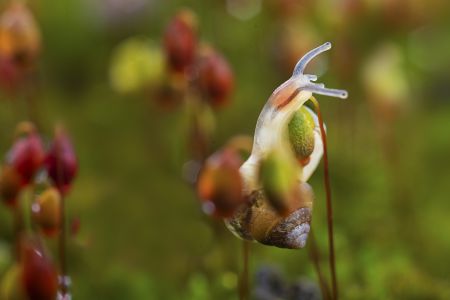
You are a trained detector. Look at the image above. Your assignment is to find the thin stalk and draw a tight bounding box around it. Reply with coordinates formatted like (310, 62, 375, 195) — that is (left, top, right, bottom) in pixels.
(239, 240, 250, 300)
(59, 193, 68, 294)
(12, 204, 22, 260)
(57, 150, 69, 296)
(309, 96, 338, 300)
(308, 230, 332, 300)
(23, 185, 34, 234)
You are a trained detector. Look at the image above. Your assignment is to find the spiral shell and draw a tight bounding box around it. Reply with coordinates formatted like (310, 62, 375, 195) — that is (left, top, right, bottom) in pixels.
(226, 182, 314, 249)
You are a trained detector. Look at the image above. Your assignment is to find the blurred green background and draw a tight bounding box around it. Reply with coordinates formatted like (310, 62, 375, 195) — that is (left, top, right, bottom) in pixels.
(0, 0, 450, 299)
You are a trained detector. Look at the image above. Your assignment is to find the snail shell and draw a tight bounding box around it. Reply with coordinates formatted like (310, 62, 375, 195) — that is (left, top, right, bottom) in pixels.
(225, 183, 314, 249)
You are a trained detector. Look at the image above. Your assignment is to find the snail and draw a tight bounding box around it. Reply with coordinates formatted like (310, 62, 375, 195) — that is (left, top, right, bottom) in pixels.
(225, 42, 347, 249)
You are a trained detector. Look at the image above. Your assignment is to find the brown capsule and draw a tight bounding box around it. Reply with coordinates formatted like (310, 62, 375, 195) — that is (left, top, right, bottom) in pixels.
(197, 148, 245, 218)
(163, 9, 197, 73)
(0, 2, 41, 70)
(0, 165, 22, 207)
(196, 47, 234, 108)
(20, 237, 58, 300)
(32, 187, 61, 237)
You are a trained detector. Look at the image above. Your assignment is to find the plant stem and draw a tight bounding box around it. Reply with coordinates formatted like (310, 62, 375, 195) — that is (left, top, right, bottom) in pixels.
(310, 96, 338, 300)
(308, 230, 332, 300)
(59, 192, 68, 295)
(239, 240, 250, 300)
(23, 185, 34, 234)
(56, 146, 69, 296)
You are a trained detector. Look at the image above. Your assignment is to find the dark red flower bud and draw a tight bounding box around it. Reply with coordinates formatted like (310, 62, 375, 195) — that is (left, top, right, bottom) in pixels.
(20, 237, 58, 300)
(197, 148, 245, 218)
(45, 128, 78, 195)
(197, 48, 234, 108)
(7, 124, 45, 185)
(163, 9, 197, 73)
(0, 165, 22, 207)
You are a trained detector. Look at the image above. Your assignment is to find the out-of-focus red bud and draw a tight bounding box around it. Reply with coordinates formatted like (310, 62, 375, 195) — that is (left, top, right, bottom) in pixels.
(0, 165, 22, 207)
(0, 2, 41, 70)
(197, 148, 245, 218)
(163, 9, 197, 73)
(45, 128, 78, 195)
(20, 237, 58, 300)
(7, 125, 45, 185)
(32, 187, 61, 237)
(197, 47, 234, 108)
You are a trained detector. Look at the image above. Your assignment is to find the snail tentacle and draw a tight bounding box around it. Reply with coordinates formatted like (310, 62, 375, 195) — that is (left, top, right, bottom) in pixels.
(304, 84, 348, 99)
(293, 42, 331, 76)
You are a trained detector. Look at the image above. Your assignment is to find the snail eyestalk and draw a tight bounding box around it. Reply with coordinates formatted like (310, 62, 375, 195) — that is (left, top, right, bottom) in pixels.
(293, 42, 331, 76)
(305, 85, 348, 99)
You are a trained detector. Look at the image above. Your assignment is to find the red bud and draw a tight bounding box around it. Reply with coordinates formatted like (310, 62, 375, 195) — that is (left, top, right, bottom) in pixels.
(197, 148, 245, 218)
(7, 129, 45, 185)
(20, 237, 58, 300)
(45, 128, 78, 195)
(163, 10, 197, 73)
(197, 48, 234, 108)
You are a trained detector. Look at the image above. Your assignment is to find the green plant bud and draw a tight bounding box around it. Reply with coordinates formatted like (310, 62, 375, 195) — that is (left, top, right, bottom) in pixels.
(109, 37, 165, 94)
(32, 187, 61, 237)
(259, 147, 300, 216)
(288, 106, 315, 164)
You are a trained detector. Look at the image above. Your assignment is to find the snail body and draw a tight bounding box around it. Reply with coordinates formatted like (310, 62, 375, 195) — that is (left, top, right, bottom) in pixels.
(225, 42, 347, 249)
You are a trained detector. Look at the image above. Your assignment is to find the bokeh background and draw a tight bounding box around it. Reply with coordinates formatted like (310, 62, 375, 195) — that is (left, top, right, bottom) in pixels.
(0, 0, 450, 299)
